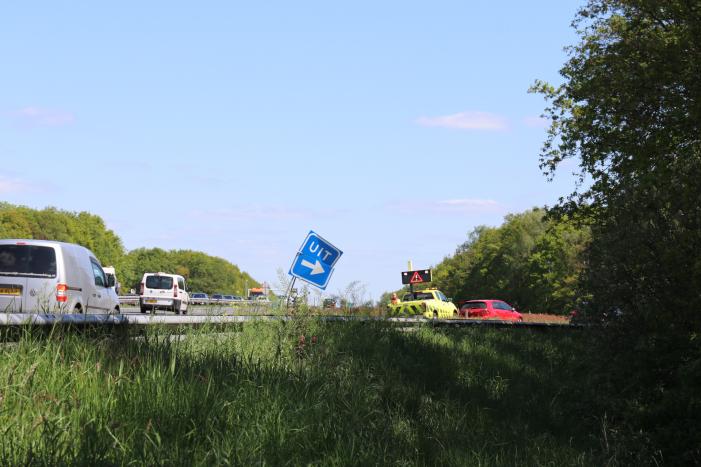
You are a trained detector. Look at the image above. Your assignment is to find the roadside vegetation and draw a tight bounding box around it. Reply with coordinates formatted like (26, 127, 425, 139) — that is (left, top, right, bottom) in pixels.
(0, 203, 259, 295)
(1, 320, 605, 466)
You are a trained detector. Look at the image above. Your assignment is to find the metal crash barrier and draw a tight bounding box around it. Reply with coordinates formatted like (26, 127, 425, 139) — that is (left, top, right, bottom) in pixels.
(0, 312, 574, 329)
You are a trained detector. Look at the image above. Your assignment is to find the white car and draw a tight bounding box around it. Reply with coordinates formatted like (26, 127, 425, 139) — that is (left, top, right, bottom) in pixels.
(139, 272, 189, 314)
(0, 239, 120, 314)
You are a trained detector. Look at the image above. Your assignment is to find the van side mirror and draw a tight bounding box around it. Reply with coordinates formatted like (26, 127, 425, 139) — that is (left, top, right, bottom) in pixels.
(107, 275, 115, 287)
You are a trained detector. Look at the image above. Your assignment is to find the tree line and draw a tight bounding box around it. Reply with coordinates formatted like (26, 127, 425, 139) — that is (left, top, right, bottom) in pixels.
(0, 202, 259, 295)
(380, 208, 589, 315)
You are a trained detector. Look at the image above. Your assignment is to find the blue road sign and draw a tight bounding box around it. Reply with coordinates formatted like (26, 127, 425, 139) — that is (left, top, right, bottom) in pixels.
(289, 231, 343, 289)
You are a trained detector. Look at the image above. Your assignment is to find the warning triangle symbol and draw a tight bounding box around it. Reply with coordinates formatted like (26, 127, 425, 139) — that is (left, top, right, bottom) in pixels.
(409, 271, 423, 284)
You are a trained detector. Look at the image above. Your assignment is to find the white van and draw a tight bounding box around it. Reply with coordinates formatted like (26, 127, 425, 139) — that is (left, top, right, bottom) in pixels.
(139, 272, 189, 314)
(102, 266, 120, 295)
(0, 239, 120, 314)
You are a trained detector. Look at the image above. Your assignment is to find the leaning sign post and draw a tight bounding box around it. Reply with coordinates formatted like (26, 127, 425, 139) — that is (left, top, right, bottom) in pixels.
(287, 231, 343, 307)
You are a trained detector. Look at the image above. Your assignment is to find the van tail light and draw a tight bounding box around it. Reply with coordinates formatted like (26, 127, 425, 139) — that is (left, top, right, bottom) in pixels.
(173, 285, 178, 297)
(140, 283, 144, 295)
(56, 283, 68, 303)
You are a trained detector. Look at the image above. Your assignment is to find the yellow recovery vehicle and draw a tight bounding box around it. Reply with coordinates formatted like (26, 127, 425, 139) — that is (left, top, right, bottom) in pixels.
(387, 288, 457, 319)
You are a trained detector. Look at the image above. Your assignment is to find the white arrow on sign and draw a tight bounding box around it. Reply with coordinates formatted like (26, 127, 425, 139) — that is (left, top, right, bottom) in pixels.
(300, 259, 325, 275)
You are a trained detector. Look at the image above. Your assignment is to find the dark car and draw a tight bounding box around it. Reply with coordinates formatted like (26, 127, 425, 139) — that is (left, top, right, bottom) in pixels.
(458, 300, 523, 321)
(190, 293, 209, 305)
(211, 294, 224, 303)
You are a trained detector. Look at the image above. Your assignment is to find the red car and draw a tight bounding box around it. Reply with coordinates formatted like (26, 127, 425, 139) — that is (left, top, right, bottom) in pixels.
(458, 300, 523, 321)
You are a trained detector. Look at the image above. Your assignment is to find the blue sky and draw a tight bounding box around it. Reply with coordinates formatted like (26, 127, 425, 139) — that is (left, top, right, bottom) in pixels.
(0, 1, 582, 300)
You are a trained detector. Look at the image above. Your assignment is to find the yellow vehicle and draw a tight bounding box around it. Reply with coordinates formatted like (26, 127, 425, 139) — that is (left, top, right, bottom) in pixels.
(387, 288, 457, 319)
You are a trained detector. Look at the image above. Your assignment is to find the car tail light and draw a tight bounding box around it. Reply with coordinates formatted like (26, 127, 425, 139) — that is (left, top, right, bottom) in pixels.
(140, 283, 144, 295)
(173, 285, 178, 297)
(56, 283, 68, 302)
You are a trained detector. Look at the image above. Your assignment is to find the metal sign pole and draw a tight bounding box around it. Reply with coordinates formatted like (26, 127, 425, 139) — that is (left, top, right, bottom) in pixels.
(285, 277, 297, 311)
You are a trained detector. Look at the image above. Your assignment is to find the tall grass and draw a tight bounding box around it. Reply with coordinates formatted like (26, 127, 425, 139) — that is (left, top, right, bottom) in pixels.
(0, 318, 602, 465)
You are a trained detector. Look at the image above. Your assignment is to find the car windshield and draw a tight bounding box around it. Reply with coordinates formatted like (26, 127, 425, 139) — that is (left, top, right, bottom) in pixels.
(145, 275, 173, 289)
(402, 292, 434, 301)
(192, 293, 206, 298)
(492, 301, 513, 311)
(462, 302, 487, 309)
(0, 245, 57, 277)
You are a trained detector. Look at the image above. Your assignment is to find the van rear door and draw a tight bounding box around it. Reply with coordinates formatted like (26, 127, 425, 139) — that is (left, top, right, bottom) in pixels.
(0, 244, 58, 312)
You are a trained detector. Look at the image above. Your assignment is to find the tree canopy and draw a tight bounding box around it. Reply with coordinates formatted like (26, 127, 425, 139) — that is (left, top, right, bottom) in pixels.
(431, 209, 588, 314)
(0, 203, 259, 295)
(532, 1, 701, 462)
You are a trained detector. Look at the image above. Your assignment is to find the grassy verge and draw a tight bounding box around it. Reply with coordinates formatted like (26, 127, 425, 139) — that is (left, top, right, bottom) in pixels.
(0, 319, 603, 465)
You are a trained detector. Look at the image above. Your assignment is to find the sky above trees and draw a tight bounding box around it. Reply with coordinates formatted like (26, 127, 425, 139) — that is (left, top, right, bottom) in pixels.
(0, 1, 580, 299)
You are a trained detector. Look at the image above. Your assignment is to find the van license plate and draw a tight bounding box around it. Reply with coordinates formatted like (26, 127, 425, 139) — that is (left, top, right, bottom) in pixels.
(145, 299, 157, 304)
(0, 286, 21, 296)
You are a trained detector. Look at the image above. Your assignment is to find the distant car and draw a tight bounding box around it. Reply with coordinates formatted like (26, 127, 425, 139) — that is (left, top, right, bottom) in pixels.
(190, 293, 209, 305)
(231, 296, 244, 301)
(211, 294, 224, 303)
(223, 295, 235, 303)
(458, 300, 523, 321)
(139, 272, 189, 314)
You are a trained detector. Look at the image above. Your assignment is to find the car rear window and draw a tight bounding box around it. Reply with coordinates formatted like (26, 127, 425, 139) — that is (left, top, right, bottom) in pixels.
(192, 293, 206, 298)
(0, 245, 57, 277)
(462, 302, 487, 309)
(402, 292, 434, 301)
(145, 275, 173, 289)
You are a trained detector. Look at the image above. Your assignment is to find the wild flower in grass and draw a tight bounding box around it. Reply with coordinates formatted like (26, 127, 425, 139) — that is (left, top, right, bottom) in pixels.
(296, 335, 307, 359)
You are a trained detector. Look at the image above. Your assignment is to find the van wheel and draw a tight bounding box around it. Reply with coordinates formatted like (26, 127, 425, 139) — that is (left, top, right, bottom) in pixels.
(74, 305, 83, 314)
(173, 302, 181, 315)
(140, 306, 147, 314)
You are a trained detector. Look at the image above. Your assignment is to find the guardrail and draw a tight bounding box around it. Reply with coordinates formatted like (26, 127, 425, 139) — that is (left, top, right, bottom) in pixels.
(0, 312, 574, 329)
(118, 296, 272, 306)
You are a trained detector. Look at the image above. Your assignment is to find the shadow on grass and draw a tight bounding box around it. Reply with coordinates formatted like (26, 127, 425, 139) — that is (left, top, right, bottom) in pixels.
(0, 321, 600, 466)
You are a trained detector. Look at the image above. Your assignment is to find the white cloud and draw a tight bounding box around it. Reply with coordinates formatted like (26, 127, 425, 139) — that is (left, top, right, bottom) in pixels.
(388, 198, 505, 215)
(189, 206, 313, 222)
(416, 111, 508, 131)
(11, 107, 75, 127)
(523, 116, 549, 128)
(0, 175, 30, 194)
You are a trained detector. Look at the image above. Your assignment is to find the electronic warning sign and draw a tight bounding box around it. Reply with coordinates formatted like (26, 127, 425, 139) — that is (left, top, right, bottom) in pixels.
(401, 269, 432, 285)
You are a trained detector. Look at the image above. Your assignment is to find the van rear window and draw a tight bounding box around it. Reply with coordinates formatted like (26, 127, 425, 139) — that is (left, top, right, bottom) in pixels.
(0, 245, 57, 277)
(145, 275, 173, 289)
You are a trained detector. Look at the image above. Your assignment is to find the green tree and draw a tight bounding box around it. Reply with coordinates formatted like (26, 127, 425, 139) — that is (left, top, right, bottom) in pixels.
(532, 1, 701, 462)
(431, 209, 588, 314)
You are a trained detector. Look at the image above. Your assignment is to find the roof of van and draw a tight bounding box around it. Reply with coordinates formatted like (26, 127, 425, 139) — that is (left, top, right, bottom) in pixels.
(0, 239, 94, 254)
